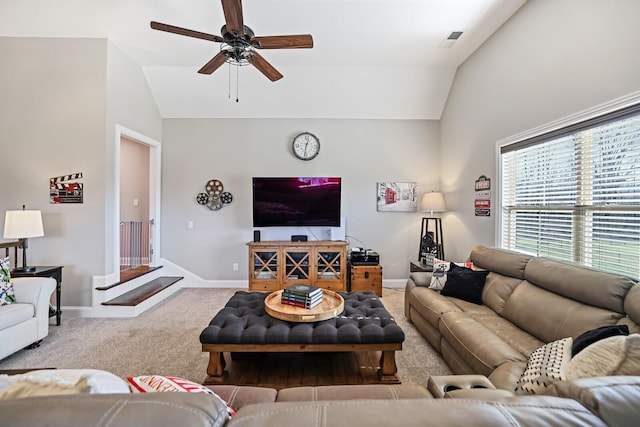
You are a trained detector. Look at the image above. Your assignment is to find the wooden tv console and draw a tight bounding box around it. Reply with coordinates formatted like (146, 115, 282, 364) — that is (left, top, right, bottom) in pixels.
(248, 241, 347, 292)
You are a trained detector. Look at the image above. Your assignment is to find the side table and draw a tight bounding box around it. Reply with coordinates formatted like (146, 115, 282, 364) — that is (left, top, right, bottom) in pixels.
(12, 266, 63, 326)
(410, 260, 433, 273)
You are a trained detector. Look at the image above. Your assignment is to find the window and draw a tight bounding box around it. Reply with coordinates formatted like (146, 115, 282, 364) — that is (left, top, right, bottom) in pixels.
(499, 101, 640, 279)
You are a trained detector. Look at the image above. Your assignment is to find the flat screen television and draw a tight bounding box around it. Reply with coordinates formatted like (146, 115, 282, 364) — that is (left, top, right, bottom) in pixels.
(252, 177, 341, 227)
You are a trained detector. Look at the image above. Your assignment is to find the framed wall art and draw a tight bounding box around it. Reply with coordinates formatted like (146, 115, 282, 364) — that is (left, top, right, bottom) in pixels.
(376, 182, 417, 212)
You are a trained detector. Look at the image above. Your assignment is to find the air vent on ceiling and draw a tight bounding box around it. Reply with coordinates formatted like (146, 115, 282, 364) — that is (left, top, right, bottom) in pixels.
(439, 30, 464, 48)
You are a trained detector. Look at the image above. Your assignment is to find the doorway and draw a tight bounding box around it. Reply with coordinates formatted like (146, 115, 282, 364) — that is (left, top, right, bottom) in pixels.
(115, 126, 161, 283)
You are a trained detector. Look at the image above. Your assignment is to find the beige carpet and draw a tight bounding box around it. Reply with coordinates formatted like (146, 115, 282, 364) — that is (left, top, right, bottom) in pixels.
(0, 288, 451, 385)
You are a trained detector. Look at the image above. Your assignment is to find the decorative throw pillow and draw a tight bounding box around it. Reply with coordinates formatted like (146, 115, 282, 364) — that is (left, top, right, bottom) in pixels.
(439, 262, 488, 305)
(566, 334, 640, 380)
(428, 259, 450, 290)
(514, 337, 573, 395)
(0, 257, 16, 306)
(572, 325, 630, 356)
(127, 375, 235, 416)
(428, 260, 474, 290)
(0, 369, 131, 399)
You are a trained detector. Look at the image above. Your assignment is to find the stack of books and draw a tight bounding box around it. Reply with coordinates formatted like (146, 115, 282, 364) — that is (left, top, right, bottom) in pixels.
(281, 284, 323, 309)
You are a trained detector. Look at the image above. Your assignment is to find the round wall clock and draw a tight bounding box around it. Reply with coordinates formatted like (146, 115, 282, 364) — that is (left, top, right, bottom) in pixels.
(292, 132, 320, 161)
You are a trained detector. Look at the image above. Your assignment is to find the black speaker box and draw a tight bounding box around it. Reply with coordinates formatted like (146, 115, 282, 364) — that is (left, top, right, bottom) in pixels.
(253, 230, 261, 242)
(291, 235, 308, 242)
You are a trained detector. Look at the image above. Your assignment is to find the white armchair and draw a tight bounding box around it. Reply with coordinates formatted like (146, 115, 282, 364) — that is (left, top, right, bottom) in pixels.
(0, 277, 56, 360)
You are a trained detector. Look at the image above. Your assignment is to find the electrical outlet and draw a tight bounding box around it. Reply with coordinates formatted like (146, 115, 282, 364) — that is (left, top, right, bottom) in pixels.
(233, 263, 239, 272)
(188, 220, 193, 229)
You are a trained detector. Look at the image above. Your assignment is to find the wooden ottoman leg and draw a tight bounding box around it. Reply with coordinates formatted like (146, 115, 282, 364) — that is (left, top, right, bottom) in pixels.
(203, 351, 227, 385)
(378, 350, 400, 384)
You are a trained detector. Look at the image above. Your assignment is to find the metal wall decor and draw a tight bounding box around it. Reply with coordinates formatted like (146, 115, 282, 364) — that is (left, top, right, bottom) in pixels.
(196, 179, 233, 211)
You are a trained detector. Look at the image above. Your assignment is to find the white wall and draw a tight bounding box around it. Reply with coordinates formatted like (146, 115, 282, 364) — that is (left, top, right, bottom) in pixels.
(0, 37, 108, 306)
(440, 0, 640, 260)
(161, 118, 439, 281)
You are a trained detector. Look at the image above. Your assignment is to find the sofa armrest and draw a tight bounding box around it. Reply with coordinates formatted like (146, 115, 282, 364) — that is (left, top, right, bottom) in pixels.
(12, 277, 56, 339)
(427, 375, 495, 398)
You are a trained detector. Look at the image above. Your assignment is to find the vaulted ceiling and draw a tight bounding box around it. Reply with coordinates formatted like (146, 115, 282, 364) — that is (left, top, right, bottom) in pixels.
(0, 0, 526, 119)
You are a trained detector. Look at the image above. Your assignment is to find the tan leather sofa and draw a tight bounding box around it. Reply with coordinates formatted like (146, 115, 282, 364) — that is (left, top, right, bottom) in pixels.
(1, 376, 639, 426)
(405, 245, 640, 390)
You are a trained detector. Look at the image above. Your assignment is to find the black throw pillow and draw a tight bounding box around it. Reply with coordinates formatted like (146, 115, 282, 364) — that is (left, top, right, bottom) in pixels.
(571, 324, 630, 356)
(440, 262, 489, 305)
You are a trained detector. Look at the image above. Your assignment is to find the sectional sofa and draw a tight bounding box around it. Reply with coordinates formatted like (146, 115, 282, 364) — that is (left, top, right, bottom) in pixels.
(1, 376, 639, 426)
(405, 245, 640, 390)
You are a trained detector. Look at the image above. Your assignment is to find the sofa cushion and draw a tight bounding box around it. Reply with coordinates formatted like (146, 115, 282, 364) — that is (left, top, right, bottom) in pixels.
(524, 257, 635, 313)
(0, 303, 34, 329)
(566, 334, 640, 380)
(276, 384, 433, 402)
(572, 325, 629, 356)
(206, 385, 277, 411)
(514, 337, 573, 395)
(439, 311, 527, 376)
(481, 273, 523, 316)
(440, 263, 489, 305)
(501, 281, 624, 343)
(0, 392, 231, 427)
(624, 284, 640, 326)
(470, 246, 532, 279)
(464, 309, 543, 357)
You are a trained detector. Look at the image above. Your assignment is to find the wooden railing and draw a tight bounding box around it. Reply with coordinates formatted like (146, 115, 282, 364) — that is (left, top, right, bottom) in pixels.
(0, 240, 23, 269)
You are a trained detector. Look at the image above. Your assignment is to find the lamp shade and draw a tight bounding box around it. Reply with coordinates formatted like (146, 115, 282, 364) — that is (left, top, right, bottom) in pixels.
(420, 191, 446, 214)
(3, 210, 44, 239)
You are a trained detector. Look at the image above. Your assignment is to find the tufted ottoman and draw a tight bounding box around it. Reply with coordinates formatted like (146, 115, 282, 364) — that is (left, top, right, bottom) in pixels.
(200, 291, 405, 385)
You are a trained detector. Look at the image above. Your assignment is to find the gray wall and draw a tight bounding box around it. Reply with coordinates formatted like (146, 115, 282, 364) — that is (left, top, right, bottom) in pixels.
(105, 42, 162, 275)
(440, 0, 640, 260)
(0, 37, 108, 307)
(0, 37, 162, 307)
(161, 118, 440, 281)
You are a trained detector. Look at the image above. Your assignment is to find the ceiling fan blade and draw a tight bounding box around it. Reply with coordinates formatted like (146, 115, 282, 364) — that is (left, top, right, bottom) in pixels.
(198, 52, 229, 74)
(221, 0, 244, 36)
(150, 21, 223, 43)
(252, 35, 314, 49)
(248, 51, 283, 81)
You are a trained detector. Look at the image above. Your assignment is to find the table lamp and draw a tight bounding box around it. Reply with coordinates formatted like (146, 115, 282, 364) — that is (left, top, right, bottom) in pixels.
(3, 205, 44, 272)
(419, 191, 446, 263)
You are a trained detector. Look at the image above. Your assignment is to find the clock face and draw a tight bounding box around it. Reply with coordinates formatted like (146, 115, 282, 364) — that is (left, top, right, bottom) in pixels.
(292, 132, 320, 161)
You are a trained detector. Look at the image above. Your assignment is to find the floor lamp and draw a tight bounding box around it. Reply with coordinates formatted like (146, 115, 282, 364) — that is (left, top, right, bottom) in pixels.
(419, 191, 446, 265)
(3, 205, 44, 272)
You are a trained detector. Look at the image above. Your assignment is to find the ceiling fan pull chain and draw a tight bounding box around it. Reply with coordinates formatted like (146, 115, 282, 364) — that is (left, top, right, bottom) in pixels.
(228, 63, 231, 100)
(236, 65, 240, 103)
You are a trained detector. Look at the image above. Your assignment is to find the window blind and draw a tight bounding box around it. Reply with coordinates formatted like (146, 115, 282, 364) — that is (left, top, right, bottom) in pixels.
(500, 104, 640, 279)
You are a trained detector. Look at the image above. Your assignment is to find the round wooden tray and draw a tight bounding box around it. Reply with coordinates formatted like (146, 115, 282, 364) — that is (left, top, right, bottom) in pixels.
(265, 289, 344, 322)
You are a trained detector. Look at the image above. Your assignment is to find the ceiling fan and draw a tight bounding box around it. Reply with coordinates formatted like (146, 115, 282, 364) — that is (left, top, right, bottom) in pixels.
(150, 0, 313, 82)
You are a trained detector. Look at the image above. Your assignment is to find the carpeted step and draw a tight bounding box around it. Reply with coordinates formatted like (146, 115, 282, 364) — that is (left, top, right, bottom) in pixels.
(102, 276, 183, 306)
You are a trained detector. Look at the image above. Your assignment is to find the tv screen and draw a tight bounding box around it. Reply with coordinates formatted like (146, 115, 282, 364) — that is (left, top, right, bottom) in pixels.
(252, 177, 341, 227)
